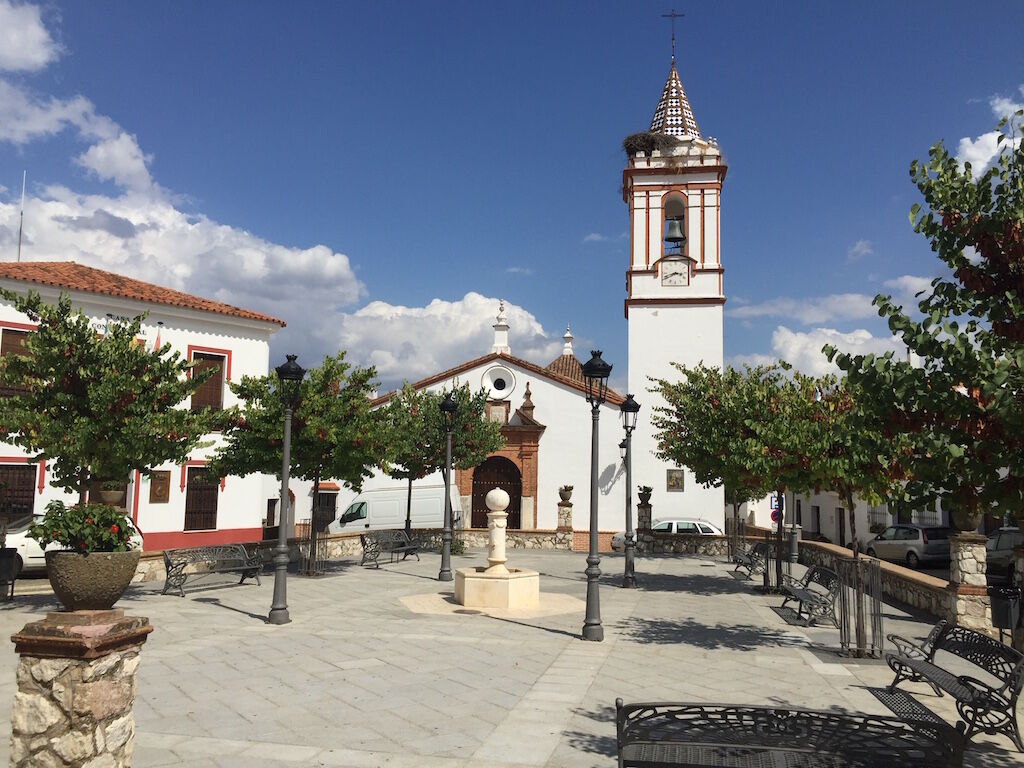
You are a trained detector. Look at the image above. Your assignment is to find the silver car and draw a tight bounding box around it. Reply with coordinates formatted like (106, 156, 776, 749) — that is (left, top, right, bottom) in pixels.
(610, 519, 723, 552)
(865, 525, 952, 568)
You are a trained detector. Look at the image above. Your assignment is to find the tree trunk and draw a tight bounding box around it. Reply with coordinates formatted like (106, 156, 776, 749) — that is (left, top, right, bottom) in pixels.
(306, 474, 320, 576)
(847, 490, 867, 658)
(775, 487, 785, 590)
(78, 469, 88, 506)
(405, 477, 413, 534)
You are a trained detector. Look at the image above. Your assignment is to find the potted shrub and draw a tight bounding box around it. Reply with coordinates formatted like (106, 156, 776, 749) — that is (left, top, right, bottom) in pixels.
(638, 485, 653, 505)
(28, 501, 141, 610)
(558, 485, 573, 502)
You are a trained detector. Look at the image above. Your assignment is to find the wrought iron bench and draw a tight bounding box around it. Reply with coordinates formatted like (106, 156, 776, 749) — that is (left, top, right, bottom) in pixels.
(887, 620, 1024, 751)
(731, 541, 767, 578)
(162, 544, 262, 597)
(779, 565, 841, 627)
(615, 700, 965, 767)
(359, 530, 420, 568)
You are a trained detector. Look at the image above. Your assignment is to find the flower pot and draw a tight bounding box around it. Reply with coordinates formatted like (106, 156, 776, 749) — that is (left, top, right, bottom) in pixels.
(558, 488, 573, 502)
(45, 550, 140, 611)
(98, 489, 126, 505)
(638, 491, 652, 505)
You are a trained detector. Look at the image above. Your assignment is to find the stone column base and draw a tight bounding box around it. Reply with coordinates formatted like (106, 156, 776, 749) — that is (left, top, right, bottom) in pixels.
(10, 609, 153, 767)
(948, 533, 994, 636)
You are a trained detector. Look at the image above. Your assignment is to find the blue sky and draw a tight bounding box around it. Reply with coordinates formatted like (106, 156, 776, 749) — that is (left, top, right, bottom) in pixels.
(1, 1, 1022, 392)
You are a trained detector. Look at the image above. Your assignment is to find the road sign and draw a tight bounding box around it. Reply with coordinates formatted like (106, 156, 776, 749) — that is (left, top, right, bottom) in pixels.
(770, 494, 785, 511)
(770, 509, 780, 523)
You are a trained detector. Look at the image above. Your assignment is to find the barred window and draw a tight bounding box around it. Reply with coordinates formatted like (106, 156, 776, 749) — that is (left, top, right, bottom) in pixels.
(184, 467, 218, 531)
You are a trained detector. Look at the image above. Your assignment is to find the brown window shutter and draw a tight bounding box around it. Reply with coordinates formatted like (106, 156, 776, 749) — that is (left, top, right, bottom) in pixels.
(0, 330, 30, 396)
(190, 353, 224, 411)
(184, 467, 219, 530)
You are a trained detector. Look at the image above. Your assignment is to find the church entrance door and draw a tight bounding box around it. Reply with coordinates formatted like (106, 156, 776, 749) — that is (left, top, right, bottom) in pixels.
(471, 456, 522, 529)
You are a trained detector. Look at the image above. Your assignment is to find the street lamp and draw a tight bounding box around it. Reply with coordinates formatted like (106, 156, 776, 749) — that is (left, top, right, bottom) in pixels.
(620, 394, 640, 588)
(438, 391, 457, 582)
(581, 349, 612, 641)
(269, 354, 305, 625)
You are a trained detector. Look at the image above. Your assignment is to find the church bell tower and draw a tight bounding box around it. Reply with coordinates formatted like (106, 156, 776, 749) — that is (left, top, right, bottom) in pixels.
(625, 54, 726, 524)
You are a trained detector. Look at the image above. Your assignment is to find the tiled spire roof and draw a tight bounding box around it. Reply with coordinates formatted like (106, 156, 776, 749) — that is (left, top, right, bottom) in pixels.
(649, 62, 701, 139)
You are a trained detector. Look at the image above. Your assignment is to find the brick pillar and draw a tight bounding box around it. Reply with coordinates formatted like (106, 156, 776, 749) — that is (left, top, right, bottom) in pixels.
(10, 610, 153, 767)
(948, 533, 993, 635)
(1014, 545, 1024, 652)
(636, 502, 652, 554)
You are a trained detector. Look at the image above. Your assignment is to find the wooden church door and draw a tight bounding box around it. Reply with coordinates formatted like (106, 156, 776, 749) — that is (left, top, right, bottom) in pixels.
(471, 456, 522, 529)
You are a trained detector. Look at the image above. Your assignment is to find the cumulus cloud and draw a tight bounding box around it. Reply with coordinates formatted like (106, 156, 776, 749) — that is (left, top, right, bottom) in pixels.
(726, 293, 875, 325)
(725, 352, 778, 370)
(583, 233, 607, 243)
(956, 86, 1024, 175)
(334, 293, 564, 388)
(846, 239, 873, 262)
(768, 326, 904, 376)
(883, 274, 933, 298)
(0, 1, 59, 72)
(75, 133, 154, 192)
(0, 81, 117, 146)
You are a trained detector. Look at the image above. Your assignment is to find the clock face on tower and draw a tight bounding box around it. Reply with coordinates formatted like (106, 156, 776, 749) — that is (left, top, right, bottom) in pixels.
(661, 259, 690, 287)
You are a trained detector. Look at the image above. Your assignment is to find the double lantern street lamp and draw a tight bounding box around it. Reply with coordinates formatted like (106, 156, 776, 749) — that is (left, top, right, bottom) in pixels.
(619, 394, 640, 588)
(438, 392, 457, 582)
(581, 350, 612, 642)
(268, 354, 305, 625)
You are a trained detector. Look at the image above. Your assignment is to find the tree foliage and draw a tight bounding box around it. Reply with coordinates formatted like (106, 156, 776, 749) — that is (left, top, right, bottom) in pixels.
(827, 115, 1024, 530)
(0, 290, 221, 501)
(209, 353, 383, 494)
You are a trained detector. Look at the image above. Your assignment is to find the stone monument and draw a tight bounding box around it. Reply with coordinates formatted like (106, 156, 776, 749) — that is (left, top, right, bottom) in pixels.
(454, 488, 540, 610)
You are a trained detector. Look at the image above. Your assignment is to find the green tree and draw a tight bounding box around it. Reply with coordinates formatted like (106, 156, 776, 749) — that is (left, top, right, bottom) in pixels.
(0, 290, 221, 502)
(209, 353, 383, 530)
(380, 383, 504, 533)
(651, 364, 770, 539)
(827, 114, 1024, 532)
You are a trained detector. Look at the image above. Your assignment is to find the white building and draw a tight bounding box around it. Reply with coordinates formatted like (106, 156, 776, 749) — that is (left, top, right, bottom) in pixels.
(0, 261, 285, 551)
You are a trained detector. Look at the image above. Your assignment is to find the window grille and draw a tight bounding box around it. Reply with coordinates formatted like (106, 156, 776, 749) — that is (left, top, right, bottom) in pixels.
(184, 467, 218, 530)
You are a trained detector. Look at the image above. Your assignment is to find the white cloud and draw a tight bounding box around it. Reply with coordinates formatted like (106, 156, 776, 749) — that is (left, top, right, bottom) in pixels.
(883, 274, 932, 298)
(725, 352, 778, 369)
(846, 239, 873, 262)
(726, 293, 875, 325)
(767, 326, 904, 376)
(956, 86, 1024, 175)
(0, 80, 118, 146)
(0, 1, 59, 72)
(334, 293, 564, 387)
(583, 233, 607, 243)
(75, 132, 154, 192)
(505, 266, 533, 276)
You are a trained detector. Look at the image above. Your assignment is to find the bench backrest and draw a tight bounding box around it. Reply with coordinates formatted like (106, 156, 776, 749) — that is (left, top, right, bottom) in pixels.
(935, 624, 1024, 691)
(164, 544, 251, 565)
(803, 566, 840, 596)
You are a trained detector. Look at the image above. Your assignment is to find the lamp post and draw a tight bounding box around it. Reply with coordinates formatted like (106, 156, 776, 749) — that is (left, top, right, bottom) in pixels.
(439, 391, 457, 582)
(619, 394, 640, 588)
(581, 350, 612, 642)
(269, 354, 305, 625)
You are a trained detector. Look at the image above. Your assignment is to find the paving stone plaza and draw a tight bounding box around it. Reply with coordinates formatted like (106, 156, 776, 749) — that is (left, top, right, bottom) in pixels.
(1, 550, 1020, 767)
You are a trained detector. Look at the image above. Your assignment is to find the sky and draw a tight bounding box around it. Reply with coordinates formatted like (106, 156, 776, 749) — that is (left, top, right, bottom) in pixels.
(0, 1, 1022, 393)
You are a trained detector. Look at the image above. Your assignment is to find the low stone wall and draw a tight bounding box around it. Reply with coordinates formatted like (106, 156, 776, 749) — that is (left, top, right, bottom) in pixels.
(637, 533, 729, 556)
(409, 528, 571, 551)
(799, 540, 953, 621)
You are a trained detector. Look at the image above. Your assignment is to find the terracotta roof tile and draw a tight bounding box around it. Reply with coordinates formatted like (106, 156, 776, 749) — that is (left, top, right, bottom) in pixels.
(545, 353, 584, 384)
(0, 261, 286, 327)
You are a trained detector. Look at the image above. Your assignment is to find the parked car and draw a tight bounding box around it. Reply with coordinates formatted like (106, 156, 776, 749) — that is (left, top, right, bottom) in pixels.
(864, 524, 952, 568)
(986, 527, 1023, 585)
(610, 518, 723, 552)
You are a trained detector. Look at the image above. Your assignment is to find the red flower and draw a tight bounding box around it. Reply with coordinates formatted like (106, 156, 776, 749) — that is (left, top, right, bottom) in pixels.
(110, 524, 119, 534)
(85, 517, 93, 524)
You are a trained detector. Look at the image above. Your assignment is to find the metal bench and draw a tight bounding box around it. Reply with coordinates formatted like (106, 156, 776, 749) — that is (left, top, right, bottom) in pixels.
(887, 620, 1024, 751)
(731, 541, 767, 578)
(162, 544, 262, 597)
(359, 530, 420, 568)
(615, 699, 965, 767)
(779, 565, 841, 627)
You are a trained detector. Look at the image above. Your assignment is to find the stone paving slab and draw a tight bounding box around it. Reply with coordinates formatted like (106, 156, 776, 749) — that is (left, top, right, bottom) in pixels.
(0, 550, 1020, 766)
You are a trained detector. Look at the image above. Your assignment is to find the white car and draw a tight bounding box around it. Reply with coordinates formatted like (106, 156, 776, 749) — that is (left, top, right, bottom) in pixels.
(611, 518, 723, 551)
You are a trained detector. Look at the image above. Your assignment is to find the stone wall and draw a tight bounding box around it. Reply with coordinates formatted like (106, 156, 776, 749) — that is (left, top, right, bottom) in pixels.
(948, 534, 993, 634)
(636, 532, 729, 556)
(799, 540, 953, 621)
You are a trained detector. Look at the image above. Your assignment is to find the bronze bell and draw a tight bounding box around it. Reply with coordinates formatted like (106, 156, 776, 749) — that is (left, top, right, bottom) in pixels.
(664, 217, 686, 247)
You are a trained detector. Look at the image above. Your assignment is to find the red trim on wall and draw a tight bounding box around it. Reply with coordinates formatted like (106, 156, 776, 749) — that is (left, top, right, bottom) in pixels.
(186, 344, 233, 381)
(0, 457, 45, 493)
(0, 320, 37, 332)
(179, 460, 226, 492)
(142, 527, 262, 551)
(131, 470, 141, 526)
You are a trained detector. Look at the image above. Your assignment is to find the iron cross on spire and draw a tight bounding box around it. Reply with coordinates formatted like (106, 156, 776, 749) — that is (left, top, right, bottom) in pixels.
(662, 9, 684, 62)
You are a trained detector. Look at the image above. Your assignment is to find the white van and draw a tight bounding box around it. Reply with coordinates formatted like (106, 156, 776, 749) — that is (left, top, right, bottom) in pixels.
(327, 485, 462, 533)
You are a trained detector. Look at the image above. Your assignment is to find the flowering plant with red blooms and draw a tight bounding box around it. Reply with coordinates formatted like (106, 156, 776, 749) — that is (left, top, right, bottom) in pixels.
(27, 501, 138, 554)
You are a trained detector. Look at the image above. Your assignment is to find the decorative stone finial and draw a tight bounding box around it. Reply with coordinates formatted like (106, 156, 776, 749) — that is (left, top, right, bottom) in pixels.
(491, 300, 510, 354)
(520, 382, 535, 418)
(485, 488, 510, 513)
(562, 325, 574, 356)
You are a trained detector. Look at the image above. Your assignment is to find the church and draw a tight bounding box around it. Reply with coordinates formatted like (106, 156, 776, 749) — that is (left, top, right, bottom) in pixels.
(336, 55, 728, 540)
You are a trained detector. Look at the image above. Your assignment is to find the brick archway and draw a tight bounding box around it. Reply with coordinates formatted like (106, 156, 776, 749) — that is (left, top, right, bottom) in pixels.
(455, 422, 543, 529)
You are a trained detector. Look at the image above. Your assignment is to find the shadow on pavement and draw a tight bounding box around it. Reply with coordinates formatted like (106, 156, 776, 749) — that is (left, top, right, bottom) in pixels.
(616, 616, 807, 651)
(193, 596, 269, 622)
(563, 704, 617, 758)
(628, 572, 749, 596)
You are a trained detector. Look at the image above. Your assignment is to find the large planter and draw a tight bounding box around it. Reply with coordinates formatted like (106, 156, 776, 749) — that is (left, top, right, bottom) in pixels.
(45, 550, 140, 610)
(98, 489, 126, 506)
(558, 487, 573, 502)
